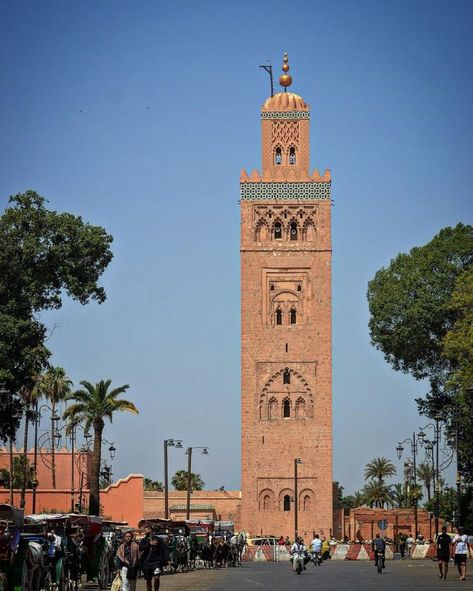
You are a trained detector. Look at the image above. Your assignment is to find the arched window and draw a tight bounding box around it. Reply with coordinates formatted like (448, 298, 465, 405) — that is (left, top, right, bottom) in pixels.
(303, 495, 311, 511)
(289, 147, 296, 165)
(283, 494, 291, 511)
(297, 284, 302, 292)
(274, 147, 282, 165)
(283, 399, 290, 418)
(290, 222, 298, 240)
(290, 308, 297, 325)
(268, 397, 278, 420)
(276, 308, 283, 325)
(263, 495, 271, 511)
(283, 369, 291, 384)
(274, 222, 282, 240)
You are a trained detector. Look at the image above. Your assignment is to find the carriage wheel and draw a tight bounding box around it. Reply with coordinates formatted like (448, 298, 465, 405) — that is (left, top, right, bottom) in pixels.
(97, 552, 110, 590)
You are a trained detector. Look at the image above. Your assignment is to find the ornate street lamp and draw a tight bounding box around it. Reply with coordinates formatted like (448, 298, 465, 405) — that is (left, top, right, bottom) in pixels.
(163, 439, 183, 520)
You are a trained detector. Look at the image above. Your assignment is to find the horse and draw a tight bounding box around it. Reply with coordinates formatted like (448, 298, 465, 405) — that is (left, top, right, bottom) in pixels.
(22, 541, 45, 591)
(198, 540, 215, 569)
(170, 536, 189, 573)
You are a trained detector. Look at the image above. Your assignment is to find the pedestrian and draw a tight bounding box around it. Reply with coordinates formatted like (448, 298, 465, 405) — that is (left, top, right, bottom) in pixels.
(453, 526, 472, 581)
(436, 525, 451, 580)
(116, 531, 140, 591)
(398, 533, 406, 559)
(406, 534, 414, 559)
(284, 536, 290, 546)
(141, 535, 168, 591)
(278, 535, 285, 546)
(140, 525, 153, 554)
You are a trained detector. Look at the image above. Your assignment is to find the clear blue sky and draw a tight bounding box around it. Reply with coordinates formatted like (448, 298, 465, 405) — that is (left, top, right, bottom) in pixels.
(1, 0, 472, 495)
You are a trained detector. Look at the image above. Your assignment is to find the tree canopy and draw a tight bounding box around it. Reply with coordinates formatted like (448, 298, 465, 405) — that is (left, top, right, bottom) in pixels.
(368, 224, 473, 482)
(0, 191, 113, 440)
(367, 223, 472, 390)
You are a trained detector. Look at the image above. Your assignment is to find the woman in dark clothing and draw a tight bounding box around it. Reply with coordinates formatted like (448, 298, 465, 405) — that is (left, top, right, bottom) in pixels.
(141, 535, 168, 591)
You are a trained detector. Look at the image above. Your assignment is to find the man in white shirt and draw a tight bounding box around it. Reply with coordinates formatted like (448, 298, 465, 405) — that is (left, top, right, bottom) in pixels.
(453, 526, 472, 581)
(310, 534, 322, 564)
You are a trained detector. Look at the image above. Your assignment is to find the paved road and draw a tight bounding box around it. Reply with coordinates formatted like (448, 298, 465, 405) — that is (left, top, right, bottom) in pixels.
(135, 560, 472, 590)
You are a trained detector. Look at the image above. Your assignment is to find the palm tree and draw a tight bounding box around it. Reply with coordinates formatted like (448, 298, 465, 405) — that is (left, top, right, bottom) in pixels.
(171, 470, 205, 491)
(63, 380, 138, 515)
(144, 478, 164, 491)
(39, 367, 73, 488)
(391, 482, 408, 508)
(362, 481, 394, 508)
(364, 457, 397, 484)
(416, 462, 434, 502)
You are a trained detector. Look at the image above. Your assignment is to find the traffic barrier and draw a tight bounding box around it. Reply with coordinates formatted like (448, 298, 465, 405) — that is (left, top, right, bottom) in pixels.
(331, 544, 349, 560)
(412, 544, 431, 560)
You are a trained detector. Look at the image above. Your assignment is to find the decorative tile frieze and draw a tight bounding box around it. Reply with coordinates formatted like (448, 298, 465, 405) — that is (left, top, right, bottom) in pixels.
(240, 181, 331, 201)
(261, 111, 310, 120)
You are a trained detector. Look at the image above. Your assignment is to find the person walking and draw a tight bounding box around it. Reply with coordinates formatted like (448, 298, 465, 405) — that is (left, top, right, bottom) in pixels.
(117, 531, 140, 591)
(406, 534, 414, 559)
(398, 533, 406, 560)
(453, 526, 472, 581)
(436, 525, 451, 580)
(141, 535, 168, 591)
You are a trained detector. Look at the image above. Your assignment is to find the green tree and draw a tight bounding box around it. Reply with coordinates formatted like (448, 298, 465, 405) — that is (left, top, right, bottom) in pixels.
(38, 367, 72, 489)
(368, 224, 472, 387)
(362, 481, 393, 508)
(63, 380, 138, 516)
(0, 456, 35, 489)
(364, 457, 397, 484)
(144, 478, 164, 491)
(171, 470, 205, 491)
(416, 462, 434, 503)
(391, 483, 408, 508)
(0, 190, 113, 440)
(367, 224, 473, 482)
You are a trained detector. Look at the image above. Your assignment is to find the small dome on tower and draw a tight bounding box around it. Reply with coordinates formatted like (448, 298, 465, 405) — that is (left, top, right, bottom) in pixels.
(262, 92, 309, 112)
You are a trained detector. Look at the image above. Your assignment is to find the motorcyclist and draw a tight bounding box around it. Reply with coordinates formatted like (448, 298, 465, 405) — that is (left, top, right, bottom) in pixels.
(372, 533, 386, 569)
(290, 537, 306, 571)
(310, 533, 322, 563)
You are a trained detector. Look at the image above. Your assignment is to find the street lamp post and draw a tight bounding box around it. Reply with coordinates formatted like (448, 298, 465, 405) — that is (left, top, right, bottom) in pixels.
(185, 446, 209, 520)
(396, 432, 418, 537)
(294, 458, 302, 542)
(418, 414, 443, 536)
(163, 439, 182, 520)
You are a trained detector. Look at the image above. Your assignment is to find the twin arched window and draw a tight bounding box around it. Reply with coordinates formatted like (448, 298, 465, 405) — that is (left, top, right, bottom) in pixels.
(290, 222, 298, 240)
(274, 147, 296, 166)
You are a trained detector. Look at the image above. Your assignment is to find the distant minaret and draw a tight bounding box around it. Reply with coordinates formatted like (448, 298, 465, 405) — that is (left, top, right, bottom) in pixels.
(240, 54, 333, 538)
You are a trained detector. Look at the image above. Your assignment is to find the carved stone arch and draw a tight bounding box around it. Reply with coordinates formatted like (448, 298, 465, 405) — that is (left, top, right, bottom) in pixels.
(279, 488, 294, 512)
(259, 391, 268, 420)
(259, 488, 275, 511)
(289, 217, 299, 241)
(268, 396, 279, 420)
(255, 218, 269, 242)
(303, 218, 316, 242)
(273, 145, 283, 166)
(299, 488, 315, 511)
(295, 396, 306, 419)
(288, 144, 297, 165)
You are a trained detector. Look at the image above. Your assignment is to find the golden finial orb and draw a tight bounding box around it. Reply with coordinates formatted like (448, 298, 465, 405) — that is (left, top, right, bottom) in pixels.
(279, 52, 292, 89)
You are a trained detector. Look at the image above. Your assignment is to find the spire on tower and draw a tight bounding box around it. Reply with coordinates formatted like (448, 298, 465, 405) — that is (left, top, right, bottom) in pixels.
(279, 52, 292, 91)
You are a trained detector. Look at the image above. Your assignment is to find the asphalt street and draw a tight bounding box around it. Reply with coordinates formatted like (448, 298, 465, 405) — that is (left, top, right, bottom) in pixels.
(135, 560, 473, 591)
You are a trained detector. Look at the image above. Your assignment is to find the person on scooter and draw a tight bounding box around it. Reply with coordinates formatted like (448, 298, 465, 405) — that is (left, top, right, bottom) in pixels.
(290, 537, 306, 572)
(372, 533, 386, 569)
(310, 533, 323, 564)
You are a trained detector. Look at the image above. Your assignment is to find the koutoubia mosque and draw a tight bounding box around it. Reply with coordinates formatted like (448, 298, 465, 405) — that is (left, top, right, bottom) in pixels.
(239, 53, 333, 537)
(0, 54, 334, 537)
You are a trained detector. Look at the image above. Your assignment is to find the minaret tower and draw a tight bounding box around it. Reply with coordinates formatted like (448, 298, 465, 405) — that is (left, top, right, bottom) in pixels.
(240, 54, 333, 538)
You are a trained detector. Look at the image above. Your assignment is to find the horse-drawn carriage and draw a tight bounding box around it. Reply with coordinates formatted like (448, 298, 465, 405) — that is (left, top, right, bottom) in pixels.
(23, 513, 114, 590)
(0, 504, 24, 591)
